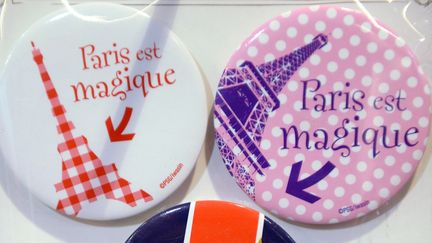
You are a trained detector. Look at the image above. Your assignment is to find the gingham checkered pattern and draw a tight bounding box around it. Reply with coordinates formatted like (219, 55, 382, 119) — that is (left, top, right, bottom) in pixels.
(32, 42, 153, 216)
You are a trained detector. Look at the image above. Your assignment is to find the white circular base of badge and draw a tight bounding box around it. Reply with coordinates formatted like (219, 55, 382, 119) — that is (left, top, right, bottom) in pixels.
(126, 201, 295, 243)
(0, 3, 207, 220)
(214, 5, 431, 224)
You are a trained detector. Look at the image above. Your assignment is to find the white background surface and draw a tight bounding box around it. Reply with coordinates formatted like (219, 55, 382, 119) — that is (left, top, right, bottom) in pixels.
(1, 1, 432, 242)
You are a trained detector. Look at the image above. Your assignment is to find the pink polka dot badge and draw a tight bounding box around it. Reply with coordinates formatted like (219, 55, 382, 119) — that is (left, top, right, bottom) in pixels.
(214, 6, 431, 224)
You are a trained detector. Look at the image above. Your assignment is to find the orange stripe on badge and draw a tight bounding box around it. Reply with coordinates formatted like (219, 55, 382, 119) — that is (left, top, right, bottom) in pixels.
(189, 201, 260, 243)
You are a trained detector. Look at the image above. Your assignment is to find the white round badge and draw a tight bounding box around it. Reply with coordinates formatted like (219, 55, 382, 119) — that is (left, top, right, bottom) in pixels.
(0, 3, 207, 220)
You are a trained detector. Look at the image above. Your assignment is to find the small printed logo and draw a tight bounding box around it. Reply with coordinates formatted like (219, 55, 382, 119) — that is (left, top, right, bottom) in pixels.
(338, 200, 370, 215)
(160, 163, 184, 189)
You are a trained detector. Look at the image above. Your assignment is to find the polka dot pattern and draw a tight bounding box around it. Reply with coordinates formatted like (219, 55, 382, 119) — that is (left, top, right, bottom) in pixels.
(218, 6, 431, 224)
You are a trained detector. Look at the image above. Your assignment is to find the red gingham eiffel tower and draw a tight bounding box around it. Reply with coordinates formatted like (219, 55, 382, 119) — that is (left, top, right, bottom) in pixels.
(31, 42, 153, 216)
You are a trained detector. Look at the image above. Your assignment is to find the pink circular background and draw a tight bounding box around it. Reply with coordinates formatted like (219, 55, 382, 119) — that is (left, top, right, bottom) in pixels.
(215, 6, 431, 224)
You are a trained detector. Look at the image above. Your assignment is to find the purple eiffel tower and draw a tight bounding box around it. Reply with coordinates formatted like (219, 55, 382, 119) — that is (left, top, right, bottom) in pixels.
(215, 34, 328, 198)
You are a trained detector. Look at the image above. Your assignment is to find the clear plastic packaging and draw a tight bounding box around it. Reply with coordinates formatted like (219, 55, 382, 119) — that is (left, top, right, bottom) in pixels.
(0, 0, 431, 242)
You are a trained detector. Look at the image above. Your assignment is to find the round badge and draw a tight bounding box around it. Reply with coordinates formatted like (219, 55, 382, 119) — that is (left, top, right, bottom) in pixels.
(126, 200, 295, 243)
(0, 3, 207, 220)
(214, 6, 431, 224)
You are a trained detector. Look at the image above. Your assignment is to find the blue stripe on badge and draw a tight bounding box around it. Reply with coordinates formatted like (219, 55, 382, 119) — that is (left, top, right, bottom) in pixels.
(126, 203, 190, 243)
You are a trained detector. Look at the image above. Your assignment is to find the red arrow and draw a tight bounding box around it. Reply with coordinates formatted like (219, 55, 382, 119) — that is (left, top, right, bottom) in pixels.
(105, 107, 136, 142)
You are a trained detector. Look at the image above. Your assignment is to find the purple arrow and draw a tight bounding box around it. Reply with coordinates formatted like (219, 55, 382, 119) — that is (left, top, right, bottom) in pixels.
(286, 160, 335, 204)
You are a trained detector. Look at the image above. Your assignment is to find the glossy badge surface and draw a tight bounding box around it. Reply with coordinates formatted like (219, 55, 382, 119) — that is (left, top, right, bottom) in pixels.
(126, 201, 295, 243)
(214, 6, 431, 224)
(0, 3, 207, 220)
